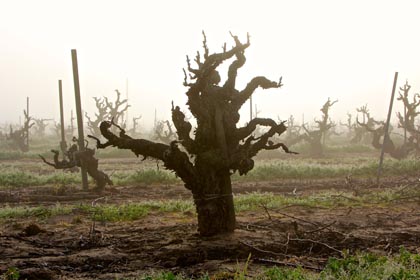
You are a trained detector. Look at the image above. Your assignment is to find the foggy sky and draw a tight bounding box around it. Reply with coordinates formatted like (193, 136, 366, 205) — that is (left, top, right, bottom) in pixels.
(1, 0, 420, 130)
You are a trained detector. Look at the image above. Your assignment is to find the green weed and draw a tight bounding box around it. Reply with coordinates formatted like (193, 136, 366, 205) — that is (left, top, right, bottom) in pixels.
(1, 267, 20, 280)
(120, 249, 420, 279)
(320, 248, 420, 279)
(262, 266, 314, 279)
(113, 169, 179, 185)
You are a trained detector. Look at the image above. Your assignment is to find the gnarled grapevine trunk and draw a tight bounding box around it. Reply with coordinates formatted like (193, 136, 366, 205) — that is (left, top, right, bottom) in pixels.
(193, 169, 235, 236)
(39, 145, 112, 192)
(90, 33, 295, 236)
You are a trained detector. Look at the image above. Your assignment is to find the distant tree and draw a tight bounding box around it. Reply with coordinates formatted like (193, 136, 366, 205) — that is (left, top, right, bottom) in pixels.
(85, 97, 108, 137)
(153, 120, 176, 144)
(104, 90, 129, 126)
(291, 98, 337, 157)
(89, 33, 295, 236)
(340, 113, 354, 138)
(281, 115, 302, 146)
(357, 120, 414, 160)
(357, 97, 416, 160)
(396, 80, 420, 153)
(7, 110, 33, 152)
(127, 115, 142, 136)
(85, 90, 130, 137)
(52, 122, 60, 138)
(52, 121, 75, 141)
(351, 104, 379, 144)
(33, 118, 53, 138)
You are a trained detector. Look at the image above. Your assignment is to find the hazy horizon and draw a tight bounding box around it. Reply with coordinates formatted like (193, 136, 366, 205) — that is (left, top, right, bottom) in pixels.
(1, 0, 420, 131)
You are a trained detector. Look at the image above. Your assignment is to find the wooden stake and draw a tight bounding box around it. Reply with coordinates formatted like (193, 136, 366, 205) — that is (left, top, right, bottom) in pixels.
(404, 102, 407, 144)
(70, 110, 75, 136)
(154, 108, 157, 129)
(250, 95, 253, 121)
(26, 97, 29, 148)
(71, 49, 89, 190)
(125, 78, 129, 127)
(377, 72, 398, 185)
(58, 80, 67, 158)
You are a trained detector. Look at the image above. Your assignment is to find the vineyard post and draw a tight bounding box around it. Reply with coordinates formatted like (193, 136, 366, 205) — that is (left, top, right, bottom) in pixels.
(154, 108, 157, 129)
(71, 49, 89, 190)
(377, 72, 398, 185)
(70, 110, 74, 136)
(26, 97, 29, 148)
(250, 95, 253, 121)
(125, 78, 129, 127)
(404, 96, 407, 144)
(58, 80, 67, 158)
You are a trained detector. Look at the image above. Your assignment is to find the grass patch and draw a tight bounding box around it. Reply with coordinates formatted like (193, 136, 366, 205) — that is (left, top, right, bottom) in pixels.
(112, 249, 420, 279)
(2, 186, 418, 222)
(0, 171, 81, 187)
(0, 203, 72, 220)
(0, 199, 194, 222)
(113, 169, 179, 185)
(95, 147, 140, 159)
(78, 200, 194, 222)
(3, 157, 420, 188)
(319, 247, 420, 279)
(234, 158, 420, 181)
(0, 169, 179, 188)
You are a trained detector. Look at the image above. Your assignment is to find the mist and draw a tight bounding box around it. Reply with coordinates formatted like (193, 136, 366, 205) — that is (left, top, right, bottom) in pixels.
(1, 0, 420, 130)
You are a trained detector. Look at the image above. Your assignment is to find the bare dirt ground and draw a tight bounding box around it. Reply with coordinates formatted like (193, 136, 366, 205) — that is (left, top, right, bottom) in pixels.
(1, 175, 420, 279)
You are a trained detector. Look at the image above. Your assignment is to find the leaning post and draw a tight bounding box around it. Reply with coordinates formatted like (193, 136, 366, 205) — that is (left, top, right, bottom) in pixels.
(71, 49, 89, 190)
(58, 80, 67, 158)
(377, 72, 398, 185)
(26, 97, 30, 148)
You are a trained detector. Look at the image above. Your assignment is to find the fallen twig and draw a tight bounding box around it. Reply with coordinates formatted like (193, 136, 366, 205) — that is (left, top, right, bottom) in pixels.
(289, 237, 343, 256)
(239, 240, 291, 257)
(259, 203, 272, 220)
(304, 221, 337, 234)
(274, 211, 319, 227)
(244, 223, 272, 231)
(91, 196, 106, 206)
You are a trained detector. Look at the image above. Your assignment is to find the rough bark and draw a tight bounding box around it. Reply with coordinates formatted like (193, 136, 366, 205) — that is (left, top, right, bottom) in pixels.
(192, 170, 235, 236)
(91, 33, 294, 236)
